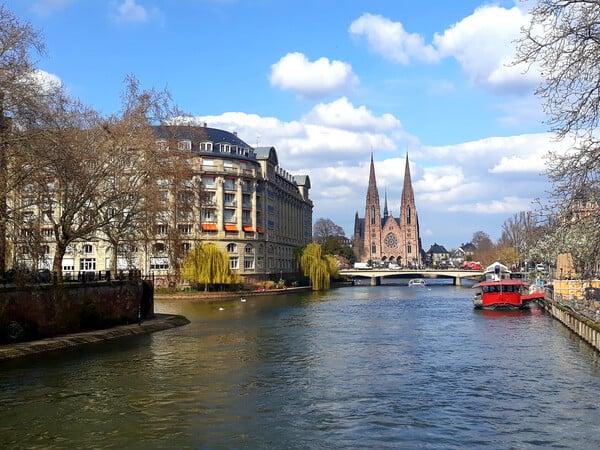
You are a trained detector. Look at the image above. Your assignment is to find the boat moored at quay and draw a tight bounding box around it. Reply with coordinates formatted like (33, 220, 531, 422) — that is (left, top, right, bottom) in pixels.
(472, 262, 546, 310)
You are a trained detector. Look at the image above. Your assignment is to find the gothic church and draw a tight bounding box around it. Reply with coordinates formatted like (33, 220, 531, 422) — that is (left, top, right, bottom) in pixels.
(353, 154, 422, 267)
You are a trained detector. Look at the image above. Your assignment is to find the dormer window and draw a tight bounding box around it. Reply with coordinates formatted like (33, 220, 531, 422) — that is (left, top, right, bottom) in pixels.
(219, 143, 231, 153)
(177, 140, 191, 151)
(156, 139, 169, 151)
(199, 141, 213, 151)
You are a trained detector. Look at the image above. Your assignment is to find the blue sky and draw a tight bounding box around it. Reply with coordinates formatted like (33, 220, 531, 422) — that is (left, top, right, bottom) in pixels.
(7, 0, 563, 251)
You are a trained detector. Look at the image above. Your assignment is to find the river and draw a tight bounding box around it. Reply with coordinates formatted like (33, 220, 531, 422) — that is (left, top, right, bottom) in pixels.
(1, 282, 600, 449)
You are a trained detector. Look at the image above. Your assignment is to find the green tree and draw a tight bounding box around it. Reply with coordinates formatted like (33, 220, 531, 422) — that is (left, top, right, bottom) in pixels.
(299, 243, 339, 291)
(182, 243, 240, 291)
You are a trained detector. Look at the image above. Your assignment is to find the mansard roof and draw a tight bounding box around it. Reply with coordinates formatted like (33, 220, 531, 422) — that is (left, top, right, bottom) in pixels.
(427, 243, 449, 254)
(255, 146, 279, 165)
(293, 175, 311, 188)
(153, 125, 252, 150)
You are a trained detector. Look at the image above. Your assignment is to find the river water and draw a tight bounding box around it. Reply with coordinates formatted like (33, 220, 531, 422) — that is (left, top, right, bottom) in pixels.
(1, 282, 600, 449)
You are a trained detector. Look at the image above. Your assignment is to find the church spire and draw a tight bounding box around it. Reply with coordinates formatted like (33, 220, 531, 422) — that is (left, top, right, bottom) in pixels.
(383, 187, 389, 218)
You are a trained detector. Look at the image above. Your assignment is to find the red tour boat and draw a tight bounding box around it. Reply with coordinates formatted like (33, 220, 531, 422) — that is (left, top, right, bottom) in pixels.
(472, 262, 546, 310)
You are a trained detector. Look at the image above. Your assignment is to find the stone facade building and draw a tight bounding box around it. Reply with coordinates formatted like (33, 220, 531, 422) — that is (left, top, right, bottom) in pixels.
(9, 125, 313, 286)
(353, 154, 422, 267)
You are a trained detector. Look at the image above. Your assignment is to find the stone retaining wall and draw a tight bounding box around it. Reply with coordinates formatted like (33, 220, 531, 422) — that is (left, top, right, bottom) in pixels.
(0, 280, 154, 342)
(537, 297, 600, 352)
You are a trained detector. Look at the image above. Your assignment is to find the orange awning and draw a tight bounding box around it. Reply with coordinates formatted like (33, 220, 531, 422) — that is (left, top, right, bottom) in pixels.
(201, 223, 217, 231)
(224, 224, 238, 232)
(242, 225, 254, 232)
(256, 226, 264, 234)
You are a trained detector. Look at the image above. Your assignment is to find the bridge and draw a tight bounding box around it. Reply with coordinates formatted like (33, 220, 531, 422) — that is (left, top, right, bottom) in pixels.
(339, 268, 485, 286)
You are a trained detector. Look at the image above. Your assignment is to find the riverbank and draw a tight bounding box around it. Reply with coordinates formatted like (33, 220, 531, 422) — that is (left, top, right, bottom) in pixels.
(537, 296, 600, 352)
(0, 314, 190, 362)
(155, 285, 312, 302)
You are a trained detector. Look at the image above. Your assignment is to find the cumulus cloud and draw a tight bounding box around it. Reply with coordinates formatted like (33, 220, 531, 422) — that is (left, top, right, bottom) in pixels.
(269, 52, 359, 99)
(433, 5, 540, 94)
(349, 13, 438, 64)
(302, 97, 401, 132)
(111, 0, 164, 25)
(174, 109, 569, 243)
(350, 6, 541, 95)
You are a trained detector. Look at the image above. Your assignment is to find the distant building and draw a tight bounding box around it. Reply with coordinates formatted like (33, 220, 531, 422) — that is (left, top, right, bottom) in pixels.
(427, 243, 450, 267)
(352, 154, 422, 267)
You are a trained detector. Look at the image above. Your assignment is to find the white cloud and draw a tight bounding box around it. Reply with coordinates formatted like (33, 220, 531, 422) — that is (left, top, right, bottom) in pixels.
(448, 196, 533, 214)
(31, 0, 72, 15)
(114, 0, 147, 23)
(269, 52, 359, 99)
(27, 69, 62, 92)
(350, 6, 541, 95)
(349, 13, 438, 64)
(111, 0, 164, 25)
(302, 97, 401, 132)
(433, 5, 540, 94)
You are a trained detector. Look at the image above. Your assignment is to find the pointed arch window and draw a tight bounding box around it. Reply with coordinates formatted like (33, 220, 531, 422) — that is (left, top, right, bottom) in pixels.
(407, 206, 412, 225)
(371, 206, 376, 224)
(407, 243, 412, 254)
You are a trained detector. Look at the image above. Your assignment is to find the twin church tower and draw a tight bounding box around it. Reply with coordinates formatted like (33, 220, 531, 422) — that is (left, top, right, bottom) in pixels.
(352, 154, 423, 267)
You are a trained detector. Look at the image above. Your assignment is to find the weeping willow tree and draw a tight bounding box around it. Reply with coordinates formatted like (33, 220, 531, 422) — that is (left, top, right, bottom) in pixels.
(299, 243, 339, 291)
(182, 243, 240, 291)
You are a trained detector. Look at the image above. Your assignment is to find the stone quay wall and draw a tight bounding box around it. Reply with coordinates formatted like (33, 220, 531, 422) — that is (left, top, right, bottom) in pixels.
(537, 296, 600, 352)
(0, 280, 154, 342)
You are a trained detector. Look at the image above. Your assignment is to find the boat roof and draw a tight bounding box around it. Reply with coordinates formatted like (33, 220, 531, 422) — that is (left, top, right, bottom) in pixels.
(473, 279, 527, 288)
(483, 262, 510, 273)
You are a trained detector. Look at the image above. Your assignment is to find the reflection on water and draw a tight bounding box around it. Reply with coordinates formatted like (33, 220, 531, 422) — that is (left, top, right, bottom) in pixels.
(1, 285, 600, 449)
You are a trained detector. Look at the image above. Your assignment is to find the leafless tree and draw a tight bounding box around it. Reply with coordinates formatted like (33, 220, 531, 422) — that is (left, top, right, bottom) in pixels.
(0, 5, 46, 274)
(97, 76, 177, 274)
(515, 0, 600, 273)
(313, 217, 345, 243)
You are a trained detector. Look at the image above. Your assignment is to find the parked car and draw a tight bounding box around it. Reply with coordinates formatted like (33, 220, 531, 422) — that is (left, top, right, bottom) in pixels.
(535, 264, 547, 273)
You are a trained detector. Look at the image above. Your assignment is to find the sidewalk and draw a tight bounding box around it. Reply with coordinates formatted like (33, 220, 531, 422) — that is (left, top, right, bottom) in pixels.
(0, 314, 190, 362)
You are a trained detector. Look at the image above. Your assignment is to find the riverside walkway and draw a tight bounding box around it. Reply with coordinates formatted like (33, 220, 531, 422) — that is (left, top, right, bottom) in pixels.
(339, 268, 484, 286)
(0, 314, 189, 362)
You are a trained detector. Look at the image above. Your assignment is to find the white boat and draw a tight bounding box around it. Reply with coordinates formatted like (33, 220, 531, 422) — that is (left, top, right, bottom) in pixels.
(408, 278, 427, 287)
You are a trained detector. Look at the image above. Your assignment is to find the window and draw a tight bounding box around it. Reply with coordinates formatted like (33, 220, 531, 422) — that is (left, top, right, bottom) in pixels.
(407, 206, 412, 225)
(177, 140, 191, 151)
(244, 258, 254, 269)
(223, 210, 236, 222)
(227, 243, 237, 253)
(178, 225, 193, 235)
(62, 258, 75, 272)
(220, 143, 231, 153)
(82, 244, 93, 254)
(229, 256, 239, 269)
(156, 139, 169, 151)
(80, 258, 96, 271)
(41, 245, 50, 255)
(371, 206, 376, 224)
(202, 193, 215, 205)
(150, 257, 169, 270)
(202, 177, 216, 188)
(153, 243, 166, 254)
(201, 210, 215, 222)
(156, 224, 169, 235)
(181, 242, 191, 253)
(245, 244, 254, 253)
(200, 142, 213, 151)
(224, 193, 236, 206)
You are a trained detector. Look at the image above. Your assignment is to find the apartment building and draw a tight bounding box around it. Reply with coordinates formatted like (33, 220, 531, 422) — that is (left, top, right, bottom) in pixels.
(10, 125, 313, 285)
